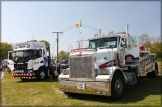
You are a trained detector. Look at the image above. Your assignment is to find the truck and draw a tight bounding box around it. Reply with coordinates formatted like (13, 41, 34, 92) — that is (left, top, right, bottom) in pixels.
(11, 40, 55, 80)
(58, 25, 158, 100)
(2, 58, 14, 73)
(60, 59, 69, 69)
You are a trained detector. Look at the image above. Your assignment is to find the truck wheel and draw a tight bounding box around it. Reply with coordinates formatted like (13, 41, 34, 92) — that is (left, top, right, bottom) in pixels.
(111, 73, 125, 100)
(147, 63, 158, 78)
(38, 69, 47, 80)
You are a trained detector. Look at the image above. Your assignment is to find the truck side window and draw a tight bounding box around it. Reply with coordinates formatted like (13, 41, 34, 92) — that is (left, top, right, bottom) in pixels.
(9, 53, 12, 60)
(35, 50, 42, 58)
(121, 38, 125, 47)
(43, 50, 45, 56)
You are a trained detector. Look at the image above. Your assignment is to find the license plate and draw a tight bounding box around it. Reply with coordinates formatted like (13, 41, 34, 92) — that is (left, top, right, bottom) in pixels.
(77, 83, 85, 89)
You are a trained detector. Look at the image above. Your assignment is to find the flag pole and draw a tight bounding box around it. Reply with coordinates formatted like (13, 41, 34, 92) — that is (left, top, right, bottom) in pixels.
(81, 32, 83, 48)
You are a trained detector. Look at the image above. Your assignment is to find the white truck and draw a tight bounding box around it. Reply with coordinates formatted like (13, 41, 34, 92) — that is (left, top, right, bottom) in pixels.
(2, 57, 14, 73)
(11, 40, 54, 80)
(58, 25, 158, 100)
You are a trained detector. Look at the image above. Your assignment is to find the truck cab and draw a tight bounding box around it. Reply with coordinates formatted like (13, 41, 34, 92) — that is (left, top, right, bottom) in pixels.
(12, 40, 51, 80)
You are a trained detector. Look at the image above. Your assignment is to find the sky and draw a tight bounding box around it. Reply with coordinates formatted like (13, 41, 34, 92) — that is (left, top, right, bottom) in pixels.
(1, 1, 161, 56)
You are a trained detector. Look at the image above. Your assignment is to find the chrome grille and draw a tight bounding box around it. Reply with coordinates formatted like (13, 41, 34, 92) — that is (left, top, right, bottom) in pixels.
(69, 55, 94, 78)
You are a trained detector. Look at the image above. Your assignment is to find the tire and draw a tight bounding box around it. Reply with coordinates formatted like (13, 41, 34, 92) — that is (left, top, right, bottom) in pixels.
(37, 69, 47, 80)
(111, 73, 125, 100)
(147, 63, 158, 78)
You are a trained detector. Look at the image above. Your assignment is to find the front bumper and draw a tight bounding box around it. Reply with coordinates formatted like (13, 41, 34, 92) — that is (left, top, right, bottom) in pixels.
(59, 80, 111, 96)
(12, 72, 34, 79)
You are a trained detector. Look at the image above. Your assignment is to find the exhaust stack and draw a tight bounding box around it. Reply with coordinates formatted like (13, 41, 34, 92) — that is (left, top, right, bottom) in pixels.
(98, 29, 101, 36)
(126, 25, 129, 34)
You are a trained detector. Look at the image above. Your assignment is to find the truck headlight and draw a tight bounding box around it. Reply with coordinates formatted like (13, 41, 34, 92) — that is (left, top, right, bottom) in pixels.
(96, 69, 110, 75)
(61, 69, 69, 75)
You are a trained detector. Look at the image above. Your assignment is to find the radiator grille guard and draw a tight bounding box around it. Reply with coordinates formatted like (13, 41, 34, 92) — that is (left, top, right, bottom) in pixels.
(69, 55, 95, 80)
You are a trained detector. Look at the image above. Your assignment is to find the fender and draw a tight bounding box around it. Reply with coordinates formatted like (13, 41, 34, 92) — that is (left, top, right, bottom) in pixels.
(103, 66, 126, 85)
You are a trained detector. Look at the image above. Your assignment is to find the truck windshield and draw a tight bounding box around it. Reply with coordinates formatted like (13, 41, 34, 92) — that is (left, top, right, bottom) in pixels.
(89, 37, 117, 49)
(13, 50, 33, 63)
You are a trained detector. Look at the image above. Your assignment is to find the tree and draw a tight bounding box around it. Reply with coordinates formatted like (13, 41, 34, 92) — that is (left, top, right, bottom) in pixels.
(150, 42, 162, 58)
(0, 42, 12, 60)
(138, 33, 150, 45)
(151, 36, 161, 44)
(58, 50, 70, 62)
(65, 52, 70, 59)
(138, 33, 152, 51)
(39, 40, 50, 48)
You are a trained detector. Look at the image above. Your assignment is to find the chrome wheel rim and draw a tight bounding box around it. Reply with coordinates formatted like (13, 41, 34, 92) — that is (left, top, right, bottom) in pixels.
(115, 79, 123, 95)
(40, 71, 45, 79)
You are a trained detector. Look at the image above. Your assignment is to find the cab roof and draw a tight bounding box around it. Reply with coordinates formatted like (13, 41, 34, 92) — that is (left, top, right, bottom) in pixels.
(88, 34, 127, 40)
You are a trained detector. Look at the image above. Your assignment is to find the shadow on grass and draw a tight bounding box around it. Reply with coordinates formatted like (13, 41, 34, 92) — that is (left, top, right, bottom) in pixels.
(66, 75, 162, 103)
(16, 77, 59, 83)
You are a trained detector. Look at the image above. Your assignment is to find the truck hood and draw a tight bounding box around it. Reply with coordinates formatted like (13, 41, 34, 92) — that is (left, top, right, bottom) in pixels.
(70, 48, 118, 69)
(94, 48, 118, 69)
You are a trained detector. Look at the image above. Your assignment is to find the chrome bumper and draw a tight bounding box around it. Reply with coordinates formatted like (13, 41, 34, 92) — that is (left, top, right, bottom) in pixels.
(59, 81, 111, 96)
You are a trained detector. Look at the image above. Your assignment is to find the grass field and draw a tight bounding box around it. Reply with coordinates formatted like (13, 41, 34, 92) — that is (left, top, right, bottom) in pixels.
(1, 72, 162, 107)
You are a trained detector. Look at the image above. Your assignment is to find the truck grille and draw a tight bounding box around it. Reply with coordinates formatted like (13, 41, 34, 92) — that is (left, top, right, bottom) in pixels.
(69, 55, 94, 78)
(14, 64, 27, 70)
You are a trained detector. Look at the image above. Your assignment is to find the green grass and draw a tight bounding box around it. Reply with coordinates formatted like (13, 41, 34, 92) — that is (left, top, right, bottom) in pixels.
(1, 72, 162, 106)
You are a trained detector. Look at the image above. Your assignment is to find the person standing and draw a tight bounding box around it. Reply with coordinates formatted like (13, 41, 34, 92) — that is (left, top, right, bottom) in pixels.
(49, 64, 53, 81)
(0, 62, 3, 72)
(57, 61, 61, 75)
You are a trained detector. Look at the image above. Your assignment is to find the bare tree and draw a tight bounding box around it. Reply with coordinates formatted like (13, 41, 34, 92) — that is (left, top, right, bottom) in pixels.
(138, 33, 151, 45)
(138, 33, 152, 51)
(150, 36, 161, 43)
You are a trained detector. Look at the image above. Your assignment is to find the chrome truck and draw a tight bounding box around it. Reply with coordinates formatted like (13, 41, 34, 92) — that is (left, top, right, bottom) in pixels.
(11, 40, 53, 81)
(58, 26, 158, 100)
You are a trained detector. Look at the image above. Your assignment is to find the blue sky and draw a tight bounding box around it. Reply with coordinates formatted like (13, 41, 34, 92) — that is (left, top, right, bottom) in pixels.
(2, 1, 161, 56)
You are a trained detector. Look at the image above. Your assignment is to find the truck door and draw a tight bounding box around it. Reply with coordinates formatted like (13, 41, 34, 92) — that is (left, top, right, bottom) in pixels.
(33, 49, 44, 70)
(8, 51, 13, 61)
(120, 36, 139, 65)
(7, 51, 14, 71)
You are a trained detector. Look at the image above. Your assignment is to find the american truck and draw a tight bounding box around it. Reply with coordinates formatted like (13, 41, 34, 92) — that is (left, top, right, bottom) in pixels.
(58, 25, 158, 100)
(11, 40, 55, 80)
